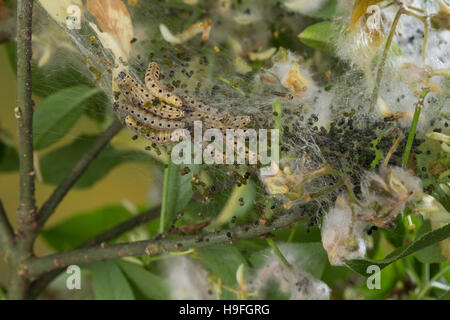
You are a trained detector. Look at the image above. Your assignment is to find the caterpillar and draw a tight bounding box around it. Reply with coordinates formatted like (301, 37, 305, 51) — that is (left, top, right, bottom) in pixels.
(181, 94, 224, 116)
(223, 115, 252, 129)
(114, 100, 185, 130)
(115, 61, 256, 158)
(184, 111, 225, 129)
(116, 72, 185, 119)
(145, 62, 183, 108)
(124, 116, 187, 146)
(180, 94, 251, 130)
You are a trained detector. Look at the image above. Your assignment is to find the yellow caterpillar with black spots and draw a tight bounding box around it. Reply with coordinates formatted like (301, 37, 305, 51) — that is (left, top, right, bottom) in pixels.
(114, 99, 185, 130)
(145, 62, 183, 108)
(124, 116, 187, 146)
(113, 61, 254, 155)
(116, 72, 184, 119)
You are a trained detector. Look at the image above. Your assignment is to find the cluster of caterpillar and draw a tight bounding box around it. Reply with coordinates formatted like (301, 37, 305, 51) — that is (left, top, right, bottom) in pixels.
(114, 62, 257, 162)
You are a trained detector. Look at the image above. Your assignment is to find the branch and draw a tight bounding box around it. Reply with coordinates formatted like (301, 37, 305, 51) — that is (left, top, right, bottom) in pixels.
(7, 0, 35, 300)
(35, 119, 123, 232)
(0, 200, 14, 254)
(27, 206, 161, 298)
(15, 0, 36, 240)
(80, 205, 161, 247)
(25, 210, 306, 279)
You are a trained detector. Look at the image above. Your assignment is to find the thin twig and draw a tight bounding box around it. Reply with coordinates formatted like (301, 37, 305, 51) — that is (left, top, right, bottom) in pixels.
(27, 206, 161, 298)
(0, 200, 14, 254)
(25, 210, 306, 278)
(383, 134, 403, 167)
(35, 119, 123, 232)
(81, 205, 161, 247)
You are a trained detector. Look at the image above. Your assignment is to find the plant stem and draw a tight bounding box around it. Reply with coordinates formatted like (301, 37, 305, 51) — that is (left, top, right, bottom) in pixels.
(25, 210, 306, 278)
(8, 0, 35, 300)
(266, 238, 293, 270)
(417, 265, 450, 299)
(27, 206, 161, 299)
(159, 149, 172, 234)
(35, 119, 123, 232)
(15, 0, 36, 243)
(287, 223, 297, 242)
(402, 89, 429, 167)
(370, 8, 403, 112)
(82, 206, 161, 247)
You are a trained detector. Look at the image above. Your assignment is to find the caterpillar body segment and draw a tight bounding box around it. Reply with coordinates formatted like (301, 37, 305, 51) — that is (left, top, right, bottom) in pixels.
(146, 61, 161, 81)
(145, 62, 183, 108)
(113, 100, 185, 130)
(184, 110, 226, 130)
(143, 100, 185, 120)
(180, 94, 251, 130)
(223, 115, 252, 129)
(124, 116, 187, 146)
(115, 72, 184, 119)
(116, 72, 152, 106)
(180, 94, 224, 116)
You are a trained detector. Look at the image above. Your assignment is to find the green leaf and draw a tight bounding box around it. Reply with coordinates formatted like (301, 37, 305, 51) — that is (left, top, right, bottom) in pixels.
(298, 21, 343, 55)
(275, 219, 322, 243)
(383, 215, 406, 248)
(33, 86, 100, 150)
(346, 222, 450, 276)
(41, 205, 133, 251)
(40, 134, 153, 189)
(117, 261, 170, 300)
(197, 245, 248, 287)
(415, 220, 446, 264)
(0, 141, 19, 172)
(162, 162, 198, 229)
(256, 278, 291, 300)
(88, 260, 135, 300)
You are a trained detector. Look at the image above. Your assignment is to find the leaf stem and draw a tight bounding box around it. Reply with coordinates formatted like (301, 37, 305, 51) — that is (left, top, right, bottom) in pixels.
(402, 89, 429, 167)
(266, 238, 293, 270)
(159, 148, 173, 234)
(417, 265, 450, 299)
